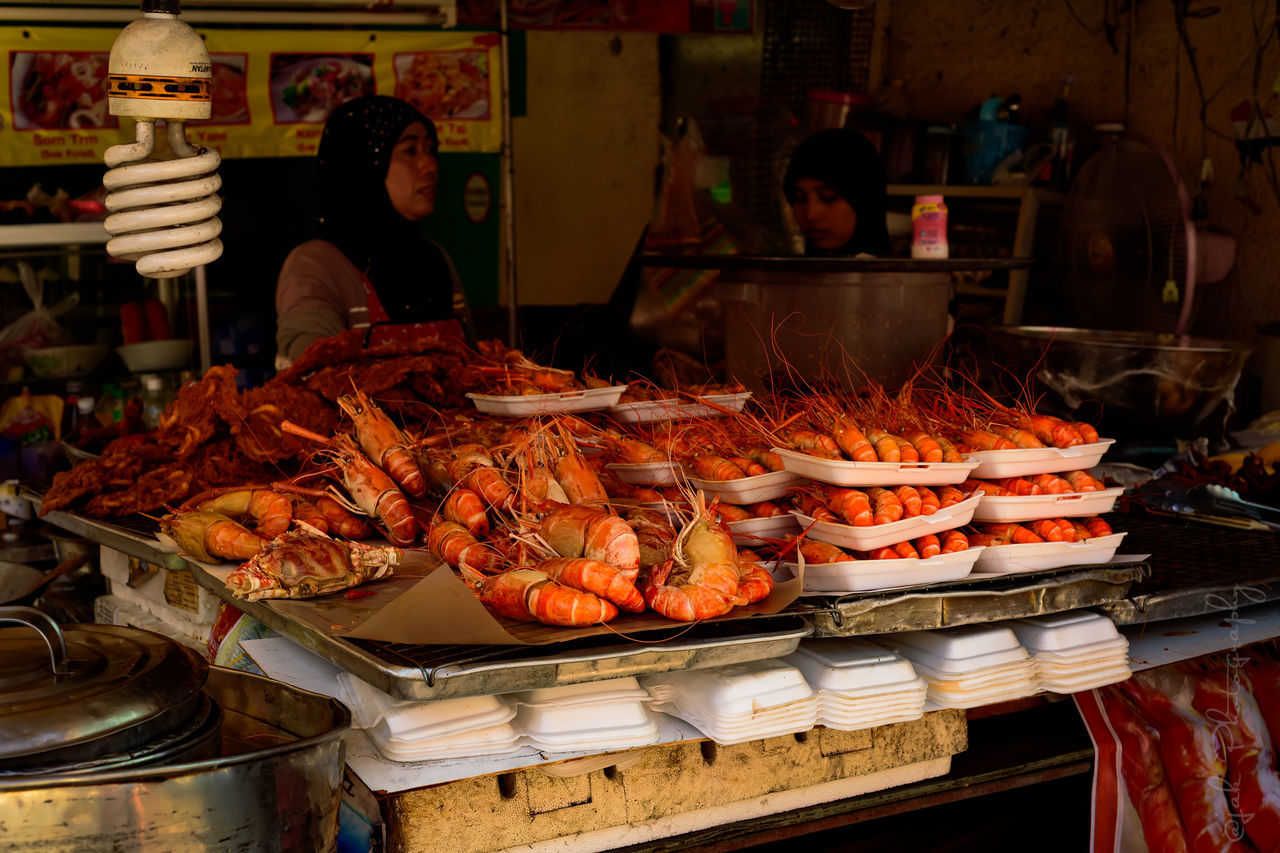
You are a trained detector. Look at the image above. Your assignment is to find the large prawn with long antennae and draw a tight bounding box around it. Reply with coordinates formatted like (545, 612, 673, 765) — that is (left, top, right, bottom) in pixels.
(335, 385, 427, 498)
(643, 490, 743, 622)
(278, 421, 417, 546)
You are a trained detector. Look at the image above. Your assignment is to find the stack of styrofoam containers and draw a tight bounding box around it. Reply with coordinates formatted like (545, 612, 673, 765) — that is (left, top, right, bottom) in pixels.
(1004, 611, 1131, 694)
(783, 638, 928, 731)
(337, 672, 522, 762)
(98, 547, 218, 647)
(770, 448, 985, 593)
(873, 625, 1038, 710)
(510, 678, 660, 753)
(641, 659, 819, 745)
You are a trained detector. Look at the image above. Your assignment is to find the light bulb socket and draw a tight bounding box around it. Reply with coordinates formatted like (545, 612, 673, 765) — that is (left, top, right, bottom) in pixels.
(141, 0, 181, 14)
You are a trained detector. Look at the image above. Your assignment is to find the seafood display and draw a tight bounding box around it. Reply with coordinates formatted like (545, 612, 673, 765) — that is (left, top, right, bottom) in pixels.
(41, 327, 1131, 625)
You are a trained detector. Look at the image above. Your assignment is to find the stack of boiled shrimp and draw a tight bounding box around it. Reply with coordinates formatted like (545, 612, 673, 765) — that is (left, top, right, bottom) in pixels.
(159, 391, 779, 624)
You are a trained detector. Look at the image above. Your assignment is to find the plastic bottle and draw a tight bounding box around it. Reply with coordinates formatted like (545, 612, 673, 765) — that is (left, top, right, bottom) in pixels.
(911, 195, 949, 259)
(142, 375, 166, 429)
(72, 396, 95, 438)
(1045, 76, 1075, 190)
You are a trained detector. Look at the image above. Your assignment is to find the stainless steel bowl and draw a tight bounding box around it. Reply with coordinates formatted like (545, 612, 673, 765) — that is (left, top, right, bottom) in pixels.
(986, 326, 1254, 439)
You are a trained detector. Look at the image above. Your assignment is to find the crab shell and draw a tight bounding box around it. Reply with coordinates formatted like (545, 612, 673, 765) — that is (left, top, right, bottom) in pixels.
(226, 528, 401, 601)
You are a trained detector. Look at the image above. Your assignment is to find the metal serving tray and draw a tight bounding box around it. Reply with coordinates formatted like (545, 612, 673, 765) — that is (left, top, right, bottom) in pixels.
(1097, 513, 1280, 625)
(27, 493, 188, 572)
(187, 553, 812, 701)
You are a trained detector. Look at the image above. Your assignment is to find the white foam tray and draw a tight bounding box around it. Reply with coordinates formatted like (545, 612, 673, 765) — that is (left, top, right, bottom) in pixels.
(607, 391, 752, 423)
(964, 439, 1116, 479)
(605, 461, 684, 486)
(888, 623, 1024, 661)
(970, 487, 1123, 523)
(371, 722, 523, 762)
(640, 659, 813, 719)
(512, 678, 651, 709)
(727, 513, 801, 544)
(784, 639, 918, 693)
(780, 547, 982, 594)
(971, 532, 1127, 574)
(792, 493, 982, 551)
(1004, 611, 1123, 652)
(686, 469, 803, 504)
(773, 447, 979, 487)
(515, 702, 658, 743)
(467, 384, 628, 416)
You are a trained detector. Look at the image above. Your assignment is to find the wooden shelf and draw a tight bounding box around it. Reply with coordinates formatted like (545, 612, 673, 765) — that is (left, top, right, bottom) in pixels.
(888, 184, 1066, 205)
(0, 222, 108, 248)
(887, 185, 1065, 325)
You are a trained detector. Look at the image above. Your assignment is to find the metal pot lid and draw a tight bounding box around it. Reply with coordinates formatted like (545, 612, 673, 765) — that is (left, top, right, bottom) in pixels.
(0, 607, 207, 762)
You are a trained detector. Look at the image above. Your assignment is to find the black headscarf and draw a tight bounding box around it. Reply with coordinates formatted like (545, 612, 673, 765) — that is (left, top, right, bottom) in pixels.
(783, 128, 892, 257)
(316, 95, 454, 323)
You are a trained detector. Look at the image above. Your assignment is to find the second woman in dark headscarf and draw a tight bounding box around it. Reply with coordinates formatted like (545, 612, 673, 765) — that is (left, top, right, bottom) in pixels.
(783, 128, 892, 257)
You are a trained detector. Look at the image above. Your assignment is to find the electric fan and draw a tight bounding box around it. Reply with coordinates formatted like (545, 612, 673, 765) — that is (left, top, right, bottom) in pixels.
(1059, 126, 1230, 336)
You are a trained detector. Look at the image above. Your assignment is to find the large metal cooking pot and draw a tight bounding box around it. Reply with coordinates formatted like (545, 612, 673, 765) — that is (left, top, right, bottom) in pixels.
(0, 608, 351, 851)
(715, 268, 951, 391)
(986, 326, 1254, 439)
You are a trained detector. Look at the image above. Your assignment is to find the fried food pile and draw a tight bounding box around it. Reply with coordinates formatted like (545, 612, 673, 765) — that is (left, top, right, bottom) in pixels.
(41, 330, 477, 519)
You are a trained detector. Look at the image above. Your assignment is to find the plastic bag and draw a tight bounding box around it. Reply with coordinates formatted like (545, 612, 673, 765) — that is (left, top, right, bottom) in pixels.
(645, 118, 705, 249)
(0, 262, 76, 353)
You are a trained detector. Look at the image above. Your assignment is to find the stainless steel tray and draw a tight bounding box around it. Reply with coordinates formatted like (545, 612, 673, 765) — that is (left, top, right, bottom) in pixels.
(184, 555, 812, 700)
(795, 561, 1149, 637)
(27, 492, 188, 572)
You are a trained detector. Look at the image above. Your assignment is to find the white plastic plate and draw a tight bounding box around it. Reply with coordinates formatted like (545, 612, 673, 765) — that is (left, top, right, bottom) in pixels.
(772, 447, 979, 487)
(727, 513, 801, 544)
(606, 391, 752, 424)
(970, 487, 1124, 523)
(1004, 610, 1123, 652)
(467, 384, 628, 416)
(686, 469, 803, 504)
(964, 439, 1116, 479)
(606, 461, 683, 486)
(791, 494, 983, 552)
(971, 532, 1127, 574)
(780, 547, 982, 594)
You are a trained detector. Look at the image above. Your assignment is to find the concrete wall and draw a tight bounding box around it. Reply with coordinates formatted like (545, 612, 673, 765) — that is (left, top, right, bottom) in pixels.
(889, 0, 1280, 343)
(512, 31, 660, 306)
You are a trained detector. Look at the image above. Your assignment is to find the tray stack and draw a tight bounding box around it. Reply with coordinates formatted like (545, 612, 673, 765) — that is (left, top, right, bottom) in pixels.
(872, 625, 1039, 710)
(783, 638, 928, 731)
(642, 659, 819, 745)
(1004, 611, 1131, 693)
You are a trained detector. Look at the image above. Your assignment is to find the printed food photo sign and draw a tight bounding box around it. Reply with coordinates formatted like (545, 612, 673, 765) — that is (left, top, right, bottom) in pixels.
(0, 27, 503, 166)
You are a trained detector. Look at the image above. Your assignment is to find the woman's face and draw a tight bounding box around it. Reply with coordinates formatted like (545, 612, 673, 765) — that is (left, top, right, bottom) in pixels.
(384, 121, 438, 222)
(789, 178, 856, 251)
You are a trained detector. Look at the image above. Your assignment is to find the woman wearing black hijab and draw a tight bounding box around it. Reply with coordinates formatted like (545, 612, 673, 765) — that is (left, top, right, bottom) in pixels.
(783, 128, 892, 257)
(275, 95, 472, 365)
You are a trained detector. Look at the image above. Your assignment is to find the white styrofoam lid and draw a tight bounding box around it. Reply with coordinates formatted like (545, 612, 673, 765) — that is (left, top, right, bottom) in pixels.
(338, 672, 515, 736)
(513, 677, 650, 708)
(888, 624, 1023, 661)
(650, 697, 818, 733)
(372, 720, 522, 754)
(515, 700, 655, 739)
(1032, 638, 1129, 664)
(641, 659, 813, 717)
(909, 657, 1036, 685)
(818, 692, 926, 716)
(1006, 611, 1122, 651)
(785, 638, 918, 692)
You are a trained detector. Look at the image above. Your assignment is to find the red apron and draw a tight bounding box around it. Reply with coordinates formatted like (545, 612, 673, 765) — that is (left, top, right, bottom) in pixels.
(357, 273, 465, 346)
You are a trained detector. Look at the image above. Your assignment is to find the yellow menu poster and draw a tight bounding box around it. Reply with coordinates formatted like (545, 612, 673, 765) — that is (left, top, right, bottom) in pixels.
(0, 26, 502, 167)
